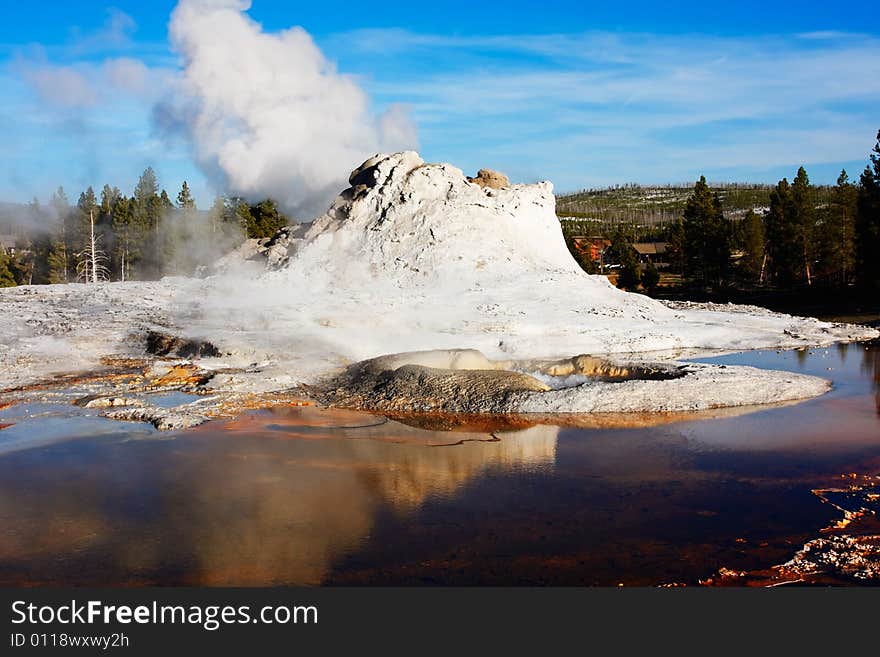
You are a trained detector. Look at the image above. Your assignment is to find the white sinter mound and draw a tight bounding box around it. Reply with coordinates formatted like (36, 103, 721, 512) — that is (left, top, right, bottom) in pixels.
(0, 151, 876, 414)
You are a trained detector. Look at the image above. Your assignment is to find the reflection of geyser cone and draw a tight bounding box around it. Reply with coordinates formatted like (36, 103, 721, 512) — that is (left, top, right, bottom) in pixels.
(174, 422, 559, 584)
(350, 425, 558, 510)
(0, 414, 557, 586)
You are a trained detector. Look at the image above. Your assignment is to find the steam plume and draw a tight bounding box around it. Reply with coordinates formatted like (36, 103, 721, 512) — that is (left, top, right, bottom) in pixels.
(164, 0, 418, 218)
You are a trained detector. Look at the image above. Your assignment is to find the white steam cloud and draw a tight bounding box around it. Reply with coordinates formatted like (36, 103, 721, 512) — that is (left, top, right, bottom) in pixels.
(164, 0, 418, 218)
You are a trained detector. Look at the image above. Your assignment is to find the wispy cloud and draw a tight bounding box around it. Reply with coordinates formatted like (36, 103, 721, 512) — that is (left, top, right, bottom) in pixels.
(18, 62, 95, 108)
(14, 54, 172, 109)
(66, 7, 138, 56)
(1, 7, 186, 204)
(3, 14, 880, 206)
(328, 29, 880, 188)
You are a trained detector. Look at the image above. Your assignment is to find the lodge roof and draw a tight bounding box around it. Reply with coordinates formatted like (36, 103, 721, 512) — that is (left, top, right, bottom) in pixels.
(631, 242, 668, 255)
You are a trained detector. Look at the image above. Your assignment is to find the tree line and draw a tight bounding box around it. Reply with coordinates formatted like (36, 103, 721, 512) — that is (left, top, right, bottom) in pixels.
(563, 129, 880, 296)
(669, 129, 879, 293)
(0, 168, 290, 286)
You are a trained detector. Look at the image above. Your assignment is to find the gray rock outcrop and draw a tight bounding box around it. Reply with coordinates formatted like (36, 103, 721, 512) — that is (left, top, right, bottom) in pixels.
(313, 349, 549, 413)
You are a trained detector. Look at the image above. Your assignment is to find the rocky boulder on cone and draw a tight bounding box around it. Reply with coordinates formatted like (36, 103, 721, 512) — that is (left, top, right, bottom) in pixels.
(467, 168, 510, 189)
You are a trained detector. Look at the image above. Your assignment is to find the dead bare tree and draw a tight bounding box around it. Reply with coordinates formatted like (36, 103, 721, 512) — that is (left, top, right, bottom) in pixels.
(76, 210, 110, 283)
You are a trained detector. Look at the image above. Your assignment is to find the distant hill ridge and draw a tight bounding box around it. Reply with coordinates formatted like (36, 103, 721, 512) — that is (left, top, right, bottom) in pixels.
(556, 182, 836, 225)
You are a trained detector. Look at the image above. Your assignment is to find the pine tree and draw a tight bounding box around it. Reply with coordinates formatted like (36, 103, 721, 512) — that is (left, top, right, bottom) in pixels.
(131, 168, 162, 279)
(617, 258, 641, 292)
(683, 176, 730, 287)
(97, 185, 121, 278)
(49, 187, 72, 282)
(77, 186, 98, 210)
(133, 167, 159, 235)
(232, 198, 254, 236)
(209, 196, 245, 251)
(46, 242, 69, 284)
(816, 170, 856, 286)
(739, 209, 765, 283)
(608, 229, 640, 291)
(766, 178, 799, 287)
(766, 168, 818, 288)
(50, 187, 69, 220)
(111, 196, 135, 281)
(856, 130, 880, 290)
(76, 186, 99, 254)
(134, 167, 159, 207)
(790, 167, 815, 286)
(159, 190, 173, 211)
(31, 234, 51, 285)
(100, 184, 120, 218)
(177, 181, 196, 210)
(666, 219, 686, 274)
(153, 189, 176, 275)
(247, 199, 288, 238)
(641, 260, 660, 291)
(208, 196, 226, 235)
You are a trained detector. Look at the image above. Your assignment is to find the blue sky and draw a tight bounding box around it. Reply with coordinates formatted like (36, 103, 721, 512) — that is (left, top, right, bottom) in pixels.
(2, 0, 879, 209)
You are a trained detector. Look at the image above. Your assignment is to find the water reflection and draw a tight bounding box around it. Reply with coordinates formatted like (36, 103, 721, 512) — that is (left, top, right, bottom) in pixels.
(0, 410, 558, 586)
(0, 344, 878, 586)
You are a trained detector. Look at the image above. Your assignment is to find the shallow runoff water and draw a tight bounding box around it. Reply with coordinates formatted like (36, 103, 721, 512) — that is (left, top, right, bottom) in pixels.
(0, 344, 878, 586)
